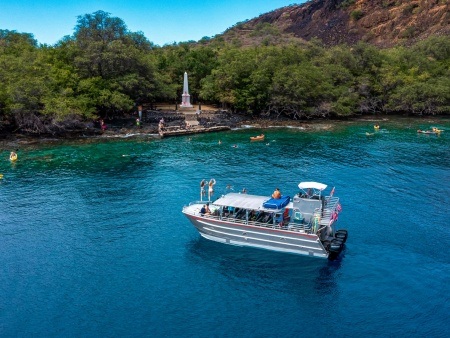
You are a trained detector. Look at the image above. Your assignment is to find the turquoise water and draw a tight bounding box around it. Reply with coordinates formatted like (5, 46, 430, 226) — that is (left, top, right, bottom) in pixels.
(1, 119, 449, 337)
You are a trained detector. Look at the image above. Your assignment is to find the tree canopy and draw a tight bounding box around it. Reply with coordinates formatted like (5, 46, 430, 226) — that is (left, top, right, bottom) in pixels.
(0, 12, 449, 134)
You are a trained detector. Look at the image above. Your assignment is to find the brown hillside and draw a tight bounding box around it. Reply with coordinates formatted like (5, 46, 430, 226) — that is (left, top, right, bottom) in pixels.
(220, 0, 449, 48)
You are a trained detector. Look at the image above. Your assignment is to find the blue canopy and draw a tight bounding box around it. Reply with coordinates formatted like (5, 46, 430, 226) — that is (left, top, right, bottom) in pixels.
(263, 195, 290, 210)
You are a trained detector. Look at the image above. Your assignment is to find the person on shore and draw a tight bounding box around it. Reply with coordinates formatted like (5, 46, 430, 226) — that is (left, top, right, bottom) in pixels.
(159, 118, 165, 132)
(100, 119, 107, 131)
(136, 118, 141, 127)
(272, 188, 281, 199)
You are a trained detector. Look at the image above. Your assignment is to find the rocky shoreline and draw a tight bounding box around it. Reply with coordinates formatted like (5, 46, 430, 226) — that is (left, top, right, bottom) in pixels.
(0, 110, 446, 149)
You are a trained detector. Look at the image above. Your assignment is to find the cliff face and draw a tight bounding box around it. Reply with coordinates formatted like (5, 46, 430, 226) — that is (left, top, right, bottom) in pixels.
(221, 0, 450, 47)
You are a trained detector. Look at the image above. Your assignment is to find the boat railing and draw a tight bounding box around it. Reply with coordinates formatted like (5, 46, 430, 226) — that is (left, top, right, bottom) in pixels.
(319, 197, 340, 226)
(286, 223, 313, 233)
(219, 215, 274, 229)
(201, 213, 316, 233)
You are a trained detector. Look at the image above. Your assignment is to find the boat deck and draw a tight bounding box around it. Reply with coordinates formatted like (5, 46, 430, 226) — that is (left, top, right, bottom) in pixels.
(184, 203, 315, 235)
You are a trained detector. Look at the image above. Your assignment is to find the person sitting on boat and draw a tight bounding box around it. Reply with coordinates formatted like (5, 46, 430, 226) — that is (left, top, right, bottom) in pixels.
(272, 188, 281, 199)
(200, 204, 206, 216)
(205, 203, 211, 215)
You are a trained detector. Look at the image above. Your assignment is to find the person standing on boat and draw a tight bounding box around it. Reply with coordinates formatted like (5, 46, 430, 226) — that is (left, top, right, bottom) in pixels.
(209, 179, 216, 198)
(200, 179, 207, 198)
(272, 188, 281, 199)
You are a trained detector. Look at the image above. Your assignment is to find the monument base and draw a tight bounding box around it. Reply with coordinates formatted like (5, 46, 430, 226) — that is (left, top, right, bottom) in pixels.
(179, 103, 197, 112)
(179, 106, 196, 112)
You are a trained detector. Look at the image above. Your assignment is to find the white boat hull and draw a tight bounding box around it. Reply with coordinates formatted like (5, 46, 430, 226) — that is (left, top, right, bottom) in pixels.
(184, 210, 329, 259)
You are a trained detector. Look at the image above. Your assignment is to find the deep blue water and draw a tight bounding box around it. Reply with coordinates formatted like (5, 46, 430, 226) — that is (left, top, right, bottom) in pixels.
(1, 119, 449, 337)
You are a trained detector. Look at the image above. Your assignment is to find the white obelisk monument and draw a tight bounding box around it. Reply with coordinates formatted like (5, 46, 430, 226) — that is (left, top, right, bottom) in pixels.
(181, 72, 193, 108)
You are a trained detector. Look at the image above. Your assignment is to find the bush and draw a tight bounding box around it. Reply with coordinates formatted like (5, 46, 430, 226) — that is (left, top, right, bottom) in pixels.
(351, 10, 364, 21)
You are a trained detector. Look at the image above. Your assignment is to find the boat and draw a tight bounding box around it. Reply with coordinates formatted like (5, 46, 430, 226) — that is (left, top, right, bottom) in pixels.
(182, 181, 347, 260)
(9, 152, 17, 162)
(250, 134, 265, 141)
(417, 129, 438, 134)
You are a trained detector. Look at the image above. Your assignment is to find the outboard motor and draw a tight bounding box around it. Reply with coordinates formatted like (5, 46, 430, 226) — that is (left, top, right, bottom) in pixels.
(335, 229, 348, 243)
(328, 229, 348, 260)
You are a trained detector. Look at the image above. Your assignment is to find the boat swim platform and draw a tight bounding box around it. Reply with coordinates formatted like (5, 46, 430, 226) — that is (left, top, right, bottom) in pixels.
(159, 125, 231, 138)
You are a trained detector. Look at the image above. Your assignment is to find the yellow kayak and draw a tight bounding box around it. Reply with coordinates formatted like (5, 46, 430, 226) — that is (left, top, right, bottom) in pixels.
(250, 134, 265, 141)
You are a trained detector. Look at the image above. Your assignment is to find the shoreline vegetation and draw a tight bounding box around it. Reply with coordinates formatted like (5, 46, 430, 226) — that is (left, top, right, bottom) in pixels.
(1, 11, 449, 140)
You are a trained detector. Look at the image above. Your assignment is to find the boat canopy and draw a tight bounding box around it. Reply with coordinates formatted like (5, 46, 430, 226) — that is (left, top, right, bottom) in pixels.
(212, 193, 287, 211)
(298, 182, 327, 191)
